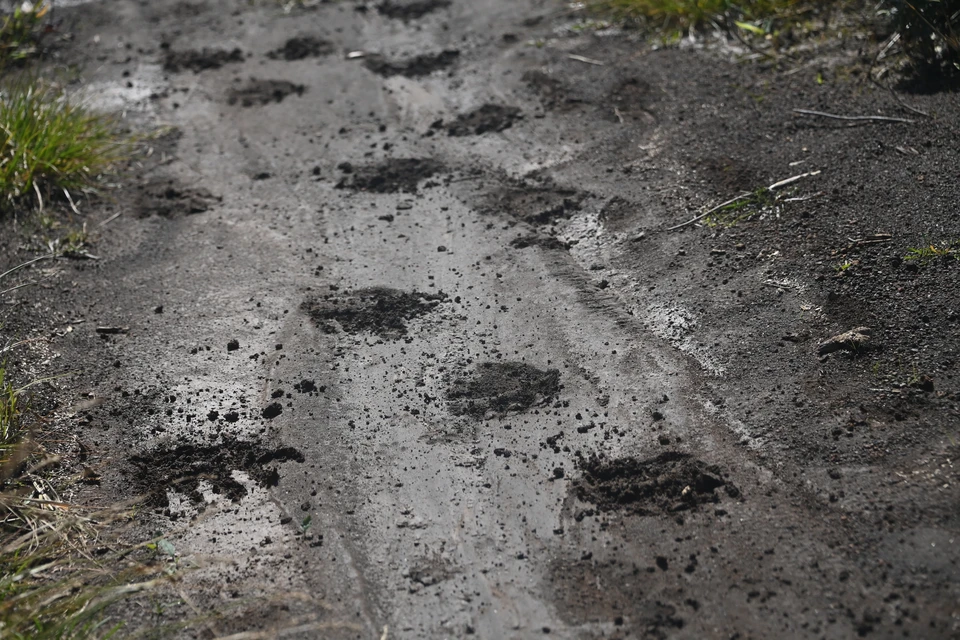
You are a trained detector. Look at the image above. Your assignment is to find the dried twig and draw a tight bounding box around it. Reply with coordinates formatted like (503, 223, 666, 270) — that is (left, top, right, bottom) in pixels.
(792, 108, 914, 124)
(568, 54, 604, 66)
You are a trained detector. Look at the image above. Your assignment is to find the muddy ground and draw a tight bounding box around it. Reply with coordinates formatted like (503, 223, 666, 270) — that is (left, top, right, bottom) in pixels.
(2, 0, 959, 637)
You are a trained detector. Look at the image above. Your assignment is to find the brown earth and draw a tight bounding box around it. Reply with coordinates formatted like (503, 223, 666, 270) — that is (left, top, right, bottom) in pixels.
(1, 0, 959, 637)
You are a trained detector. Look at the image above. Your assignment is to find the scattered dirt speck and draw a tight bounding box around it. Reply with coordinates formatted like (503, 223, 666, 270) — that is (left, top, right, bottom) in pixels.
(303, 287, 448, 339)
(447, 362, 561, 417)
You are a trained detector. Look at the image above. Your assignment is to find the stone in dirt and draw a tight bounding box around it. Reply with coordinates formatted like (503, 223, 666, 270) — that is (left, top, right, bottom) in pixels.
(376, 0, 451, 20)
(302, 287, 448, 339)
(163, 47, 243, 73)
(817, 326, 872, 356)
(573, 451, 737, 516)
(447, 104, 522, 136)
(363, 50, 460, 78)
(447, 362, 561, 417)
(127, 437, 305, 507)
(228, 79, 306, 107)
(335, 158, 444, 193)
(267, 36, 335, 61)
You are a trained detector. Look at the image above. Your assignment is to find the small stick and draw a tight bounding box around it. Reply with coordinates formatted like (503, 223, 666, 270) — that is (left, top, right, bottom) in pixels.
(768, 169, 821, 191)
(792, 108, 914, 124)
(613, 107, 624, 124)
(98, 211, 123, 227)
(666, 192, 751, 231)
(0, 255, 53, 282)
(568, 54, 604, 66)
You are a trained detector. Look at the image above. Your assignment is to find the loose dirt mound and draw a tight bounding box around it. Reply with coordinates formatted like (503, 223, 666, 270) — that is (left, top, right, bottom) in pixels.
(335, 158, 443, 193)
(228, 79, 306, 106)
(302, 287, 448, 338)
(447, 362, 561, 417)
(364, 50, 459, 78)
(134, 179, 221, 217)
(480, 179, 585, 226)
(163, 47, 244, 72)
(574, 452, 737, 516)
(128, 437, 305, 507)
(376, 0, 450, 20)
(447, 104, 522, 136)
(267, 36, 334, 60)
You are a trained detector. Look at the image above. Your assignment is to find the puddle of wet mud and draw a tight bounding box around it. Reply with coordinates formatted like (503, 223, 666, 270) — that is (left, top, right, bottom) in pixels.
(163, 47, 244, 73)
(446, 362, 561, 417)
(127, 436, 305, 508)
(376, 0, 451, 20)
(228, 79, 306, 107)
(133, 179, 221, 218)
(363, 50, 460, 78)
(302, 287, 448, 339)
(335, 158, 444, 193)
(573, 451, 738, 516)
(267, 36, 335, 61)
(447, 104, 522, 136)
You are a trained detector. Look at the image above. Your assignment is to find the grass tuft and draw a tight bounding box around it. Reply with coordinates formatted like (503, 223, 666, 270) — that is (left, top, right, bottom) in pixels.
(0, 79, 125, 214)
(0, 1, 51, 68)
(888, 0, 960, 70)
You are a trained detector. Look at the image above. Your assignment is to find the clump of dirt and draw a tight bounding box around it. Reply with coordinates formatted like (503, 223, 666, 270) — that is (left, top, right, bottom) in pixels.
(447, 362, 561, 417)
(127, 436, 305, 507)
(267, 36, 335, 61)
(573, 452, 737, 516)
(133, 179, 221, 217)
(302, 287, 448, 338)
(376, 0, 450, 20)
(363, 50, 460, 78)
(480, 179, 585, 226)
(163, 47, 244, 73)
(447, 104, 522, 136)
(509, 234, 568, 250)
(228, 79, 306, 106)
(335, 158, 444, 193)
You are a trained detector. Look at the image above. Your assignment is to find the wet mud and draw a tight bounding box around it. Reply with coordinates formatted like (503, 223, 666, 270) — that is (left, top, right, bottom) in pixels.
(573, 451, 737, 516)
(302, 287, 448, 338)
(227, 79, 306, 106)
(128, 437, 305, 508)
(163, 47, 243, 72)
(446, 362, 561, 417)
(447, 104, 522, 136)
(363, 50, 460, 78)
(335, 158, 444, 193)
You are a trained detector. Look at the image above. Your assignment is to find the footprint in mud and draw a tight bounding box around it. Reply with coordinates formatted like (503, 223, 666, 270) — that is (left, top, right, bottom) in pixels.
(134, 179, 221, 217)
(446, 362, 561, 417)
(302, 287, 448, 339)
(479, 178, 586, 226)
(447, 104, 522, 136)
(335, 158, 444, 193)
(363, 50, 460, 78)
(163, 47, 244, 73)
(267, 36, 335, 61)
(377, 0, 451, 20)
(228, 79, 306, 107)
(127, 436, 305, 508)
(573, 451, 739, 517)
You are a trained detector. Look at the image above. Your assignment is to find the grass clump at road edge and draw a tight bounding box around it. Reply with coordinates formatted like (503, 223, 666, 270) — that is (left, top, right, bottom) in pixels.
(0, 1, 51, 68)
(584, 0, 829, 33)
(0, 80, 125, 214)
(888, 0, 960, 70)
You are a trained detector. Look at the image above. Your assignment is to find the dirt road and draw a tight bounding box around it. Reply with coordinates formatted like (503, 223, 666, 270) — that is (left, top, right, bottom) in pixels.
(10, 0, 960, 637)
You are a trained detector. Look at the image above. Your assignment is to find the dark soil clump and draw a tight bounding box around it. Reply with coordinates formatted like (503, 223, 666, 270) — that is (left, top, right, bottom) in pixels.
(376, 0, 450, 20)
(447, 362, 561, 417)
(228, 79, 306, 106)
(302, 287, 448, 338)
(481, 179, 585, 226)
(134, 179, 221, 217)
(364, 50, 459, 78)
(163, 47, 244, 73)
(510, 234, 568, 250)
(267, 36, 335, 61)
(574, 452, 737, 516)
(127, 437, 305, 507)
(335, 158, 443, 193)
(448, 104, 522, 136)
